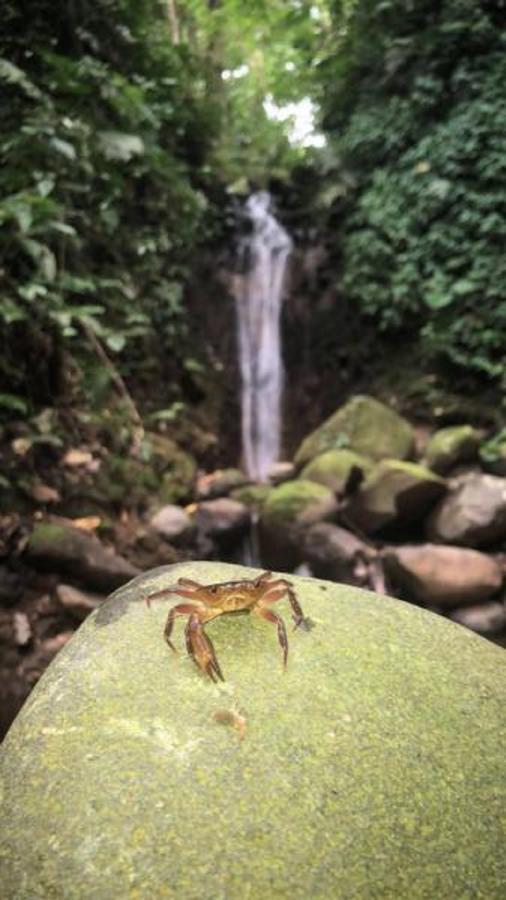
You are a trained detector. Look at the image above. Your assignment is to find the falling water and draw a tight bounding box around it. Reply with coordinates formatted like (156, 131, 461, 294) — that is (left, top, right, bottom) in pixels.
(235, 191, 292, 481)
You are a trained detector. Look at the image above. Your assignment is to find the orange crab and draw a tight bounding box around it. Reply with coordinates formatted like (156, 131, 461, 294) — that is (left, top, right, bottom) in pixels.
(145, 571, 311, 682)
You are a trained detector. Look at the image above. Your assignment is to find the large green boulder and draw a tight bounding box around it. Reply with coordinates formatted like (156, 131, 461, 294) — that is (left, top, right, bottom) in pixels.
(294, 395, 414, 468)
(346, 459, 446, 535)
(300, 448, 373, 493)
(1, 562, 505, 899)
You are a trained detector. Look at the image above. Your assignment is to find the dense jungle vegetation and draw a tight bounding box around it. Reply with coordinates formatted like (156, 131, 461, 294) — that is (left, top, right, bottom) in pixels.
(1, 0, 505, 441)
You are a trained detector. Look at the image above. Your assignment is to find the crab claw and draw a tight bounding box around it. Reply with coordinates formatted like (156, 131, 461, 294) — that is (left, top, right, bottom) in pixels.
(185, 615, 224, 682)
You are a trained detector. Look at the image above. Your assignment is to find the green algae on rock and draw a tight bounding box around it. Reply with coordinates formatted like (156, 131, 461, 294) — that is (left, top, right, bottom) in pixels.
(1, 562, 506, 900)
(424, 425, 481, 474)
(259, 479, 337, 568)
(346, 459, 447, 535)
(300, 448, 373, 493)
(294, 395, 415, 468)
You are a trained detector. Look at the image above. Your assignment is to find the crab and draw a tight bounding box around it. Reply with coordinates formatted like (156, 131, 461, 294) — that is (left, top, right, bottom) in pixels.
(145, 571, 311, 682)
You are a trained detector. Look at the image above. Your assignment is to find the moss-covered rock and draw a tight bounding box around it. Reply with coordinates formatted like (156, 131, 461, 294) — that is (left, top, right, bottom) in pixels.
(424, 425, 481, 474)
(230, 483, 272, 512)
(1, 562, 506, 899)
(300, 448, 373, 493)
(25, 519, 139, 591)
(294, 395, 414, 468)
(346, 460, 446, 535)
(259, 480, 337, 568)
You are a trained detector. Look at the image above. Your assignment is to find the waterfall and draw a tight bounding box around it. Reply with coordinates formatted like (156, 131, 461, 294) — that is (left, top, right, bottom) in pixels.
(235, 191, 292, 481)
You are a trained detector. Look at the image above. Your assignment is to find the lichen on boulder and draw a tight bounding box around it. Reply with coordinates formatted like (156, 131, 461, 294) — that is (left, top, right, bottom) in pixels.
(346, 459, 446, 535)
(294, 395, 414, 468)
(259, 479, 337, 568)
(300, 448, 373, 493)
(1, 562, 506, 899)
(424, 425, 481, 474)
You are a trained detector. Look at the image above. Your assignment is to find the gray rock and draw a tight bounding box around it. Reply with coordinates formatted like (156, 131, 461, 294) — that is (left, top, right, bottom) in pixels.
(25, 519, 140, 592)
(427, 473, 506, 547)
(1, 562, 506, 899)
(196, 468, 250, 500)
(384, 544, 503, 606)
(267, 461, 296, 485)
(56, 584, 104, 621)
(149, 504, 195, 544)
(195, 498, 250, 539)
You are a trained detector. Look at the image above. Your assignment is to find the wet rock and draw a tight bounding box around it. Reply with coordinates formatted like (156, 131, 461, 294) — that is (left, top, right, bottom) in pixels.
(303, 522, 372, 583)
(0, 566, 25, 607)
(2, 562, 506, 899)
(196, 468, 250, 500)
(427, 473, 506, 547)
(424, 425, 481, 474)
(267, 461, 296, 485)
(25, 520, 140, 592)
(300, 448, 373, 494)
(259, 480, 338, 569)
(55, 584, 104, 621)
(450, 601, 506, 636)
(195, 498, 250, 542)
(346, 460, 446, 535)
(294, 395, 414, 468)
(149, 505, 195, 544)
(384, 544, 503, 607)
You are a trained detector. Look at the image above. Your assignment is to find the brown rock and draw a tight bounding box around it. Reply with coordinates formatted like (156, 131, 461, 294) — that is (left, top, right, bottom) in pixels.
(25, 519, 140, 592)
(384, 544, 503, 607)
(450, 601, 506, 636)
(303, 523, 372, 583)
(149, 505, 195, 544)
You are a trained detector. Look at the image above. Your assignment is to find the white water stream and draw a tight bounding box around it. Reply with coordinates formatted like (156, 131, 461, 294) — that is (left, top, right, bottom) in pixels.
(235, 192, 292, 481)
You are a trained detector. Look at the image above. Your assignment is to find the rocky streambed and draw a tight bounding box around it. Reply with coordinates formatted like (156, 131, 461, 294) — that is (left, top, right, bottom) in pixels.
(1, 394, 506, 736)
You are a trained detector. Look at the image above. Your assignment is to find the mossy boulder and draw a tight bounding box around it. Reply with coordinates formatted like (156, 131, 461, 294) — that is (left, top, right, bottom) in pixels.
(346, 460, 446, 535)
(424, 425, 481, 474)
(300, 448, 373, 493)
(25, 519, 139, 592)
(294, 395, 414, 468)
(259, 480, 337, 568)
(230, 483, 273, 512)
(1, 562, 506, 899)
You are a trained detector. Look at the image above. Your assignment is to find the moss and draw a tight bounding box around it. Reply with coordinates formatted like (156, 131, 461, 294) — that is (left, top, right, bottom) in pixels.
(347, 460, 446, 534)
(424, 425, 480, 474)
(260, 479, 333, 530)
(230, 484, 272, 511)
(300, 448, 373, 492)
(294, 395, 414, 468)
(1, 562, 506, 899)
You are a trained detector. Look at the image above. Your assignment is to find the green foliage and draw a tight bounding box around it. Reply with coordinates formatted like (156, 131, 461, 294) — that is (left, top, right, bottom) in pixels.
(321, 0, 506, 386)
(0, 0, 219, 412)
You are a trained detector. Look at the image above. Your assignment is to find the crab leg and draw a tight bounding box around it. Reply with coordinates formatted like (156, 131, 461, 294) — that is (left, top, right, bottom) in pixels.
(254, 606, 289, 669)
(164, 602, 204, 651)
(260, 581, 309, 631)
(145, 584, 200, 608)
(185, 614, 224, 682)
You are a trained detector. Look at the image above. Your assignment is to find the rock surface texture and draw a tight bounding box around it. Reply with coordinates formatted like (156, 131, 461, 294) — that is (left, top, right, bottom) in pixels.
(428, 473, 506, 546)
(1, 562, 506, 900)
